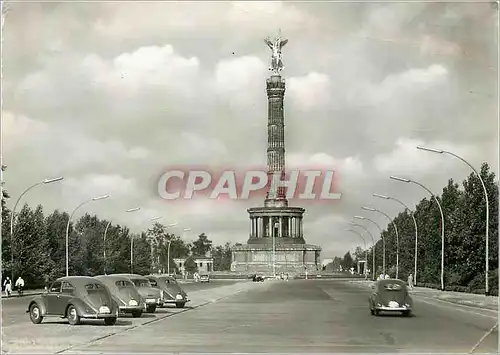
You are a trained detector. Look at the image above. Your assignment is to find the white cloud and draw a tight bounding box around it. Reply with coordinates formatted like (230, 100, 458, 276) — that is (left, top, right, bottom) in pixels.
(288, 152, 364, 178)
(373, 137, 482, 176)
(63, 174, 139, 201)
(83, 45, 200, 97)
(214, 56, 267, 107)
(351, 64, 448, 107)
(288, 72, 331, 110)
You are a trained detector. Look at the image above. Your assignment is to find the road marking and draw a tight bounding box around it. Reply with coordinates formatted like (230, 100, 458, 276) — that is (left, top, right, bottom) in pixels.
(469, 322, 498, 353)
(416, 296, 498, 319)
(55, 286, 252, 354)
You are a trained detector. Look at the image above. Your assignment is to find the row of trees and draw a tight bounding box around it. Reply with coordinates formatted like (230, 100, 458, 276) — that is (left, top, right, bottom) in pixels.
(345, 163, 498, 294)
(1, 187, 234, 288)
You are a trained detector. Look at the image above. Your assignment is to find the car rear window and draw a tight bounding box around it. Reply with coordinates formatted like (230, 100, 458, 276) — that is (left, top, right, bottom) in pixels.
(85, 283, 105, 292)
(115, 280, 133, 288)
(382, 283, 403, 291)
(132, 279, 150, 287)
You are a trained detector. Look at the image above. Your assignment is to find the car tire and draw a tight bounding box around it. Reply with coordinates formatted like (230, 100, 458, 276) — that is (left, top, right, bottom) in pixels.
(374, 309, 380, 317)
(67, 305, 81, 325)
(132, 310, 143, 318)
(104, 317, 117, 326)
(370, 308, 374, 316)
(29, 303, 43, 324)
(175, 302, 186, 308)
(146, 305, 156, 313)
(402, 310, 412, 317)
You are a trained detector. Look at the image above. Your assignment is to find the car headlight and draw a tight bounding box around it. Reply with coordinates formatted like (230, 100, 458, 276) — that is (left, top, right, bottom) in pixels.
(175, 294, 183, 300)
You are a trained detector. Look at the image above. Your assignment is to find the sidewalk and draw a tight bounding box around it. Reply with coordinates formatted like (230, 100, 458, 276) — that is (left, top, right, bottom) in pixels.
(1, 289, 45, 299)
(347, 280, 498, 311)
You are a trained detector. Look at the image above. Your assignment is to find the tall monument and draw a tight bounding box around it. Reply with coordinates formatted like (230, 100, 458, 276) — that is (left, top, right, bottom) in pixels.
(231, 32, 321, 275)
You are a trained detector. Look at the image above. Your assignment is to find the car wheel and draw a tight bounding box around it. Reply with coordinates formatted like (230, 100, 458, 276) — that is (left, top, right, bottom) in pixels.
(146, 305, 156, 313)
(374, 309, 380, 317)
(29, 303, 43, 324)
(132, 310, 143, 318)
(402, 310, 412, 317)
(175, 302, 186, 309)
(67, 305, 81, 325)
(370, 308, 374, 315)
(104, 317, 117, 326)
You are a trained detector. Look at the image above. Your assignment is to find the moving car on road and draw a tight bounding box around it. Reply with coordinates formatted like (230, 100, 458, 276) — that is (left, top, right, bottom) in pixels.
(95, 275, 144, 318)
(111, 274, 161, 313)
(369, 279, 413, 317)
(146, 274, 190, 308)
(199, 273, 210, 283)
(27, 276, 119, 326)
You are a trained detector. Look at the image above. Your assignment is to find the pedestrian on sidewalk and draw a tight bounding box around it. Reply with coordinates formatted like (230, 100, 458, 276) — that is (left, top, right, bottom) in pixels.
(3, 277, 12, 297)
(407, 273, 414, 289)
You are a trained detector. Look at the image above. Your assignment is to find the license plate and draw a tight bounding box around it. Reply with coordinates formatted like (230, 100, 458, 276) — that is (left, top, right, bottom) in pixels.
(388, 301, 399, 308)
(129, 300, 138, 306)
(146, 298, 155, 303)
(99, 306, 110, 314)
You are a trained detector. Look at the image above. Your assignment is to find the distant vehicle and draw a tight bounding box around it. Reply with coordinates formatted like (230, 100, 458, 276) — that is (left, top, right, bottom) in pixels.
(199, 273, 210, 283)
(27, 276, 119, 326)
(252, 275, 265, 282)
(146, 274, 190, 308)
(95, 275, 144, 318)
(111, 274, 162, 313)
(369, 279, 413, 317)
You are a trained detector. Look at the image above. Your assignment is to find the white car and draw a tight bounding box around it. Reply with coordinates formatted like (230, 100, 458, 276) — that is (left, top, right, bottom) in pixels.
(199, 274, 210, 283)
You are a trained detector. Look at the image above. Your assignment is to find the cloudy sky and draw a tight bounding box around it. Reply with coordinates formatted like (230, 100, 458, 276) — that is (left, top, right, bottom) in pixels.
(2, 1, 498, 258)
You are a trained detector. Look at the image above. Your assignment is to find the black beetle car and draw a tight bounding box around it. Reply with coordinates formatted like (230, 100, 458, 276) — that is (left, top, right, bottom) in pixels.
(27, 276, 119, 325)
(369, 279, 413, 317)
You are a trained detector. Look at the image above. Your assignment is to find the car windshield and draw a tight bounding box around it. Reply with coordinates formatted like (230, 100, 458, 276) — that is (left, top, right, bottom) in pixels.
(149, 279, 158, 287)
(132, 279, 150, 287)
(161, 277, 176, 285)
(115, 280, 133, 288)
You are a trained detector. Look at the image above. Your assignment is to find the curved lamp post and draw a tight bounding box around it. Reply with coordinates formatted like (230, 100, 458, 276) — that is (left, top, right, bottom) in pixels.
(66, 194, 110, 276)
(164, 222, 179, 275)
(374, 193, 418, 285)
(391, 175, 445, 291)
(417, 146, 490, 295)
(354, 215, 386, 274)
(103, 207, 141, 274)
(362, 206, 400, 279)
(345, 228, 368, 276)
(10, 177, 64, 280)
(348, 222, 376, 281)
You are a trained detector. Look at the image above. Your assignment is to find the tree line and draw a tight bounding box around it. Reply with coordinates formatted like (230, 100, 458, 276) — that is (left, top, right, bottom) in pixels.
(340, 163, 498, 295)
(1, 189, 234, 288)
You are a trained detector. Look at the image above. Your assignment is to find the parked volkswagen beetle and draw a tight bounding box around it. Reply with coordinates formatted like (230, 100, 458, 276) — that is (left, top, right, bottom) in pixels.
(95, 275, 144, 318)
(111, 274, 162, 313)
(27, 276, 119, 325)
(146, 274, 190, 308)
(369, 279, 413, 317)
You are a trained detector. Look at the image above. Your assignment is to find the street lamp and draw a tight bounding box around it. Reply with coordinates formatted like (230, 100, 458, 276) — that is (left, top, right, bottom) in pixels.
(10, 176, 64, 280)
(391, 175, 445, 291)
(164, 222, 179, 275)
(66, 194, 110, 276)
(362, 206, 400, 279)
(273, 221, 279, 277)
(103, 207, 141, 274)
(348, 222, 376, 281)
(345, 228, 368, 277)
(374, 193, 419, 285)
(417, 145, 490, 295)
(354, 215, 386, 274)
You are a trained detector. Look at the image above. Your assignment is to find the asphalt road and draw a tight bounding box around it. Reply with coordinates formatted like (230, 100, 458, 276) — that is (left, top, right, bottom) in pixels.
(2, 279, 498, 353)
